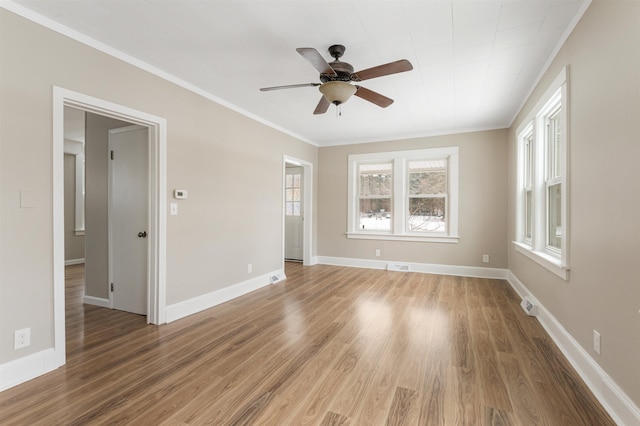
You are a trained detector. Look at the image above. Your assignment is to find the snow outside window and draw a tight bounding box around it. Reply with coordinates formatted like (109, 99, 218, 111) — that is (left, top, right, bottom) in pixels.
(347, 147, 459, 243)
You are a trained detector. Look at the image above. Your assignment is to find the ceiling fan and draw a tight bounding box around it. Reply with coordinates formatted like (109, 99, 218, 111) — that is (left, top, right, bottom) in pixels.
(260, 44, 413, 115)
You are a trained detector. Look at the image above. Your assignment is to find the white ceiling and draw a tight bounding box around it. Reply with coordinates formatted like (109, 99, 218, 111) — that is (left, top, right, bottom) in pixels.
(11, 0, 589, 146)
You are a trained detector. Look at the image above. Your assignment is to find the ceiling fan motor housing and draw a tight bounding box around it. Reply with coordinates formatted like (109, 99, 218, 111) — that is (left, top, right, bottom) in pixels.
(320, 63, 354, 82)
(320, 44, 356, 83)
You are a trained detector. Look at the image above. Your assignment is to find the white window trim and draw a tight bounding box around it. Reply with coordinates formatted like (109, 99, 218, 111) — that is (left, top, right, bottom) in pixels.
(514, 67, 569, 280)
(347, 147, 459, 243)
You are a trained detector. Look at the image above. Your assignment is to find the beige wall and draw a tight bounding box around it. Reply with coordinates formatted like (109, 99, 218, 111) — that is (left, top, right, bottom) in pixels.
(63, 154, 85, 261)
(2, 0, 638, 411)
(84, 113, 132, 299)
(507, 0, 640, 405)
(0, 9, 317, 363)
(318, 130, 508, 268)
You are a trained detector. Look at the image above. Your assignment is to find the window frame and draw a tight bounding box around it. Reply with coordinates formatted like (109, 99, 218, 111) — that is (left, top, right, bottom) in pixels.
(356, 161, 394, 232)
(514, 67, 569, 280)
(406, 159, 448, 234)
(347, 147, 459, 243)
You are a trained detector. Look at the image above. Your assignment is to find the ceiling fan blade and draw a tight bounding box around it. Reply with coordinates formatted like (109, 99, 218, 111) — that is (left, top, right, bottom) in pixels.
(354, 86, 394, 108)
(260, 83, 320, 91)
(296, 48, 337, 76)
(352, 59, 413, 81)
(313, 95, 330, 115)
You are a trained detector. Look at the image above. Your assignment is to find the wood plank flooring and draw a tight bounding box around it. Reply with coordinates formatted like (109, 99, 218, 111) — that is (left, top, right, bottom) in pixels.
(0, 263, 615, 425)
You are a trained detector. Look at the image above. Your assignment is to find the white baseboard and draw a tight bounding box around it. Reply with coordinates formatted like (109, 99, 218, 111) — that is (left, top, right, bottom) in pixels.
(83, 295, 110, 308)
(165, 268, 284, 323)
(507, 271, 640, 426)
(316, 256, 509, 279)
(0, 348, 63, 392)
(64, 258, 85, 266)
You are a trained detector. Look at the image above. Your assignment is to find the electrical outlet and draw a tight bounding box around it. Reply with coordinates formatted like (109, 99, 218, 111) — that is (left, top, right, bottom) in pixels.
(14, 328, 30, 350)
(375, 249, 381, 257)
(593, 330, 601, 355)
(247, 263, 252, 273)
(482, 254, 489, 263)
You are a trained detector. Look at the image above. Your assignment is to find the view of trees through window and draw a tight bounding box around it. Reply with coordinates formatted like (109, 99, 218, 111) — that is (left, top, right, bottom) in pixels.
(357, 160, 448, 233)
(408, 160, 447, 232)
(358, 163, 392, 231)
(348, 147, 458, 240)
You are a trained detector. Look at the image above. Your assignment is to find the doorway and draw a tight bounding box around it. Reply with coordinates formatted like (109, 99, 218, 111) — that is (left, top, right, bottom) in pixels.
(284, 164, 303, 262)
(282, 156, 313, 267)
(53, 87, 167, 369)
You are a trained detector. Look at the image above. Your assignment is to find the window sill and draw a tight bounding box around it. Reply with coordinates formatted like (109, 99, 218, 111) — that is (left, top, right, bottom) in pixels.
(513, 241, 569, 280)
(347, 232, 459, 243)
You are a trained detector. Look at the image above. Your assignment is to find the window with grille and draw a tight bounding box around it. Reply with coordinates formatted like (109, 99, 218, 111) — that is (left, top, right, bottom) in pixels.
(285, 172, 301, 216)
(347, 147, 458, 243)
(515, 67, 569, 280)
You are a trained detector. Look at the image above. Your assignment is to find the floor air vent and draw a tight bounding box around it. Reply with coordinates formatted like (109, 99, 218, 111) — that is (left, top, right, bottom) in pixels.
(387, 263, 411, 272)
(270, 273, 284, 283)
(520, 296, 537, 316)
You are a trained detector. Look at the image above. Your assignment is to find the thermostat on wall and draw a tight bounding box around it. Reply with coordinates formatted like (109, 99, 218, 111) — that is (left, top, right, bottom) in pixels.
(174, 189, 188, 199)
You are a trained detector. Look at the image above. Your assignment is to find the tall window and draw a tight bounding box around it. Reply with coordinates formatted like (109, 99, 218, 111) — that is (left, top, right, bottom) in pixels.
(358, 163, 392, 231)
(408, 160, 447, 233)
(347, 147, 458, 243)
(515, 67, 568, 279)
(523, 127, 534, 243)
(546, 106, 562, 251)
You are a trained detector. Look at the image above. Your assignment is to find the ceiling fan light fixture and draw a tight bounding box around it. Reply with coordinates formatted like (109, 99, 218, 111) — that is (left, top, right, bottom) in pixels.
(319, 81, 357, 105)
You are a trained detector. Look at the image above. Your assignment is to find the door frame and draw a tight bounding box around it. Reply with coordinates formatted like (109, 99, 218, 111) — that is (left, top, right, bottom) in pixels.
(108, 124, 149, 312)
(282, 155, 313, 266)
(53, 86, 167, 367)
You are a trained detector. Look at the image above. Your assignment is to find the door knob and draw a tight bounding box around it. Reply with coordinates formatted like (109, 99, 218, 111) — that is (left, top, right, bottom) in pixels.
(137, 231, 147, 238)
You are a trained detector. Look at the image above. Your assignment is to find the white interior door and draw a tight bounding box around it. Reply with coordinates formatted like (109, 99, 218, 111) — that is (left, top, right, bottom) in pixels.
(284, 165, 303, 261)
(109, 125, 148, 315)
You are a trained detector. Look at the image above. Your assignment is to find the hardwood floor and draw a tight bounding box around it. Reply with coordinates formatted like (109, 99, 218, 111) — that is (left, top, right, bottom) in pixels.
(0, 263, 614, 425)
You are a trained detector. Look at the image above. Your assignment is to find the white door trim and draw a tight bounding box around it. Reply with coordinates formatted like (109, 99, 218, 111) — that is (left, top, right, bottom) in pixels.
(282, 155, 313, 267)
(53, 86, 167, 367)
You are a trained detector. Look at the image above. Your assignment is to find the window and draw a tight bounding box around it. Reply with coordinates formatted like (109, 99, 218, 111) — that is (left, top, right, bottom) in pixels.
(408, 160, 447, 233)
(545, 105, 562, 251)
(63, 139, 85, 235)
(515, 67, 569, 279)
(347, 147, 459, 243)
(285, 171, 301, 216)
(523, 128, 534, 243)
(358, 163, 392, 231)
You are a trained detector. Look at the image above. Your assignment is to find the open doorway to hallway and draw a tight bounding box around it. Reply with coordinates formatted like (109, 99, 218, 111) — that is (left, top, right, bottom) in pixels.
(63, 106, 150, 358)
(53, 87, 167, 374)
(284, 162, 304, 263)
(282, 156, 313, 267)
(63, 107, 149, 318)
